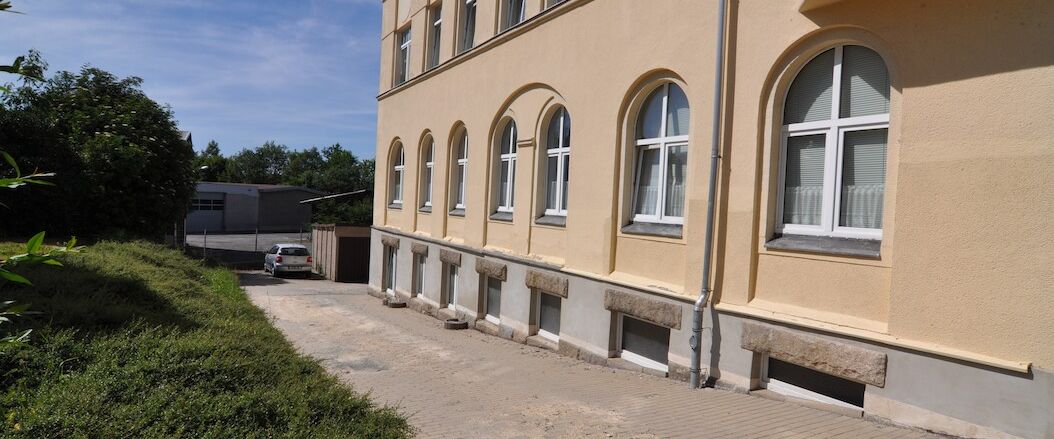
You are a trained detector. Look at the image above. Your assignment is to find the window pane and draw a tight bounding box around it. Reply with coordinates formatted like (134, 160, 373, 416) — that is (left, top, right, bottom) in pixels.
(546, 156, 559, 210)
(500, 122, 515, 154)
(562, 110, 571, 148)
(664, 144, 687, 217)
(636, 87, 664, 139)
(840, 46, 889, 119)
(446, 265, 457, 306)
(487, 277, 501, 318)
(622, 316, 669, 366)
(457, 164, 466, 205)
(499, 160, 511, 207)
(539, 293, 561, 335)
(665, 84, 690, 137)
(460, 1, 476, 52)
(783, 134, 826, 225)
(839, 129, 887, 229)
(785, 49, 834, 124)
(392, 170, 402, 201)
(546, 109, 561, 149)
(458, 135, 467, 159)
(423, 167, 432, 204)
(561, 155, 569, 211)
(633, 148, 661, 216)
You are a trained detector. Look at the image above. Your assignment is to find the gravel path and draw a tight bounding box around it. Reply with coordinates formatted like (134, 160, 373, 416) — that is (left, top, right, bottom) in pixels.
(240, 272, 938, 438)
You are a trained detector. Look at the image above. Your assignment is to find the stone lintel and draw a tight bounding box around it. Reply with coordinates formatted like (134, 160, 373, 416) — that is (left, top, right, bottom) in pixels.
(381, 235, 400, 249)
(475, 258, 507, 281)
(740, 322, 887, 387)
(439, 249, 461, 266)
(525, 270, 569, 297)
(603, 289, 682, 330)
(410, 242, 429, 255)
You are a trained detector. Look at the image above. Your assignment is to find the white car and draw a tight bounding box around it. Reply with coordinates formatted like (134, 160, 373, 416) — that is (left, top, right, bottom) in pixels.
(263, 243, 313, 277)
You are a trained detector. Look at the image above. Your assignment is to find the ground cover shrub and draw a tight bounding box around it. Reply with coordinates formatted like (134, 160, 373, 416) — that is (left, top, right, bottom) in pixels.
(0, 241, 412, 438)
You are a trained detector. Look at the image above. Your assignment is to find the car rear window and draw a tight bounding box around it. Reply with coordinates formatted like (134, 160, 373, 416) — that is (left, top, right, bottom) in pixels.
(279, 248, 309, 256)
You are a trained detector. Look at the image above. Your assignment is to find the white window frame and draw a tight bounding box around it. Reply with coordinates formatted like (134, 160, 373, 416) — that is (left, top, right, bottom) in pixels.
(759, 355, 862, 410)
(395, 26, 412, 85)
(615, 314, 669, 374)
(544, 107, 570, 217)
(421, 138, 434, 208)
(496, 121, 517, 213)
(384, 246, 398, 294)
(484, 277, 501, 324)
(445, 263, 459, 310)
(501, 0, 526, 31)
(534, 291, 560, 342)
(458, 0, 476, 54)
(776, 45, 888, 241)
(427, 5, 442, 70)
(451, 131, 468, 211)
(390, 145, 405, 205)
(631, 83, 688, 225)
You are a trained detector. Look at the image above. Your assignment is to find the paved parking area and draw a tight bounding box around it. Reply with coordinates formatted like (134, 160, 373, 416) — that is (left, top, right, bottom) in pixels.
(240, 273, 939, 438)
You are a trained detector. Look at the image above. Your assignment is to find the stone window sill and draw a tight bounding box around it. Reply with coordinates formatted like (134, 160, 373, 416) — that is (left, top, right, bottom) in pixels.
(418, 205, 432, 213)
(448, 208, 465, 217)
(534, 215, 566, 227)
(387, 202, 403, 210)
(764, 234, 881, 259)
(621, 222, 683, 239)
(489, 211, 513, 222)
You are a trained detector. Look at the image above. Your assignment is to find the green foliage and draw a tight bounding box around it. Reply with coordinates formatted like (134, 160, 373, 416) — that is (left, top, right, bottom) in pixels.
(0, 241, 412, 437)
(202, 141, 374, 225)
(0, 61, 196, 239)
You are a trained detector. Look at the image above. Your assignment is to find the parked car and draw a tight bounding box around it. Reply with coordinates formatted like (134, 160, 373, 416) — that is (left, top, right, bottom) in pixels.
(263, 243, 312, 277)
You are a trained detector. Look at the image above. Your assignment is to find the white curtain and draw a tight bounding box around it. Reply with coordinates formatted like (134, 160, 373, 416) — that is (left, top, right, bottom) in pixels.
(839, 129, 887, 228)
(783, 135, 825, 225)
(664, 144, 687, 217)
(634, 149, 661, 215)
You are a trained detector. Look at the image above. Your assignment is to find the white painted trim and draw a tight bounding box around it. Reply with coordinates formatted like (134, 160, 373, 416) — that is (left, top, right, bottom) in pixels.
(629, 83, 688, 225)
(543, 107, 571, 215)
(775, 44, 890, 242)
(538, 328, 559, 342)
(760, 356, 861, 410)
(496, 122, 517, 212)
(620, 350, 669, 374)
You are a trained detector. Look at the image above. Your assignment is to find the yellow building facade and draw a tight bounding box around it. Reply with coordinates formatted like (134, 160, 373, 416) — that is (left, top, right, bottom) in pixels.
(370, 1, 1054, 437)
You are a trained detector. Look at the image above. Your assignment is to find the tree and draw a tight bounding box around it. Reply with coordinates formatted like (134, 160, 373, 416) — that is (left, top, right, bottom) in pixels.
(193, 140, 228, 181)
(0, 62, 196, 238)
(222, 141, 289, 184)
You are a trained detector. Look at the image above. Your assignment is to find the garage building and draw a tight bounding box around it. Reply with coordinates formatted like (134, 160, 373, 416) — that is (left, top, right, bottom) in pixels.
(186, 182, 323, 233)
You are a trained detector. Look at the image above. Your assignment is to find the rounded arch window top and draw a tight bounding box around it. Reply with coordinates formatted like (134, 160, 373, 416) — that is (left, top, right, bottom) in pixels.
(637, 83, 689, 140)
(784, 45, 889, 125)
(499, 120, 517, 155)
(546, 106, 571, 150)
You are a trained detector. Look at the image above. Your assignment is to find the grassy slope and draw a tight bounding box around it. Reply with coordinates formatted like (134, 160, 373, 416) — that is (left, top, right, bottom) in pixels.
(0, 241, 412, 438)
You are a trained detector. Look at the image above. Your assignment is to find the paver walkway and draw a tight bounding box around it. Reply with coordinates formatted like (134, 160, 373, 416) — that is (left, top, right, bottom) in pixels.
(240, 273, 939, 438)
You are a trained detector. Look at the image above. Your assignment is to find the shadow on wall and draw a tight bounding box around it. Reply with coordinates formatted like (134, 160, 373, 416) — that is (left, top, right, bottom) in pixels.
(801, 0, 1054, 86)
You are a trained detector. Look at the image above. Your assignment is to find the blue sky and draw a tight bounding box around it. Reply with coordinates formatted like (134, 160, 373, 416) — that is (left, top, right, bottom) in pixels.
(0, 0, 382, 158)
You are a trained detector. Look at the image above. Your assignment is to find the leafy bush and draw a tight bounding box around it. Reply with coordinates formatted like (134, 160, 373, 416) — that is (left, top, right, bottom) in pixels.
(0, 241, 412, 438)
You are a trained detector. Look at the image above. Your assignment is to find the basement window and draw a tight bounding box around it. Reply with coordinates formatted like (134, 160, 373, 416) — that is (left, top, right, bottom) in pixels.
(484, 277, 502, 324)
(411, 253, 424, 297)
(763, 357, 865, 409)
(618, 315, 670, 373)
(443, 263, 459, 310)
(535, 291, 561, 342)
(383, 246, 398, 294)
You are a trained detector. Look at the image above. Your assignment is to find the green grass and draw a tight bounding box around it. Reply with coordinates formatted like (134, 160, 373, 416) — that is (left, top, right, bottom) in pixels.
(0, 241, 412, 438)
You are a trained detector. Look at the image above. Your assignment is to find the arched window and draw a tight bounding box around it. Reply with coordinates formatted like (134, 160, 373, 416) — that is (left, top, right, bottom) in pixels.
(420, 137, 434, 209)
(779, 45, 889, 240)
(451, 130, 468, 211)
(631, 82, 689, 224)
(390, 143, 405, 205)
(544, 107, 571, 216)
(495, 120, 517, 213)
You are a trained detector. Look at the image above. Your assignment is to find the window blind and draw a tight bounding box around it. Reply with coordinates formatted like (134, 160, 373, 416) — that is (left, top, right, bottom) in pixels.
(784, 49, 834, 124)
(839, 129, 887, 228)
(783, 134, 826, 225)
(840, 46, 889, 119)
